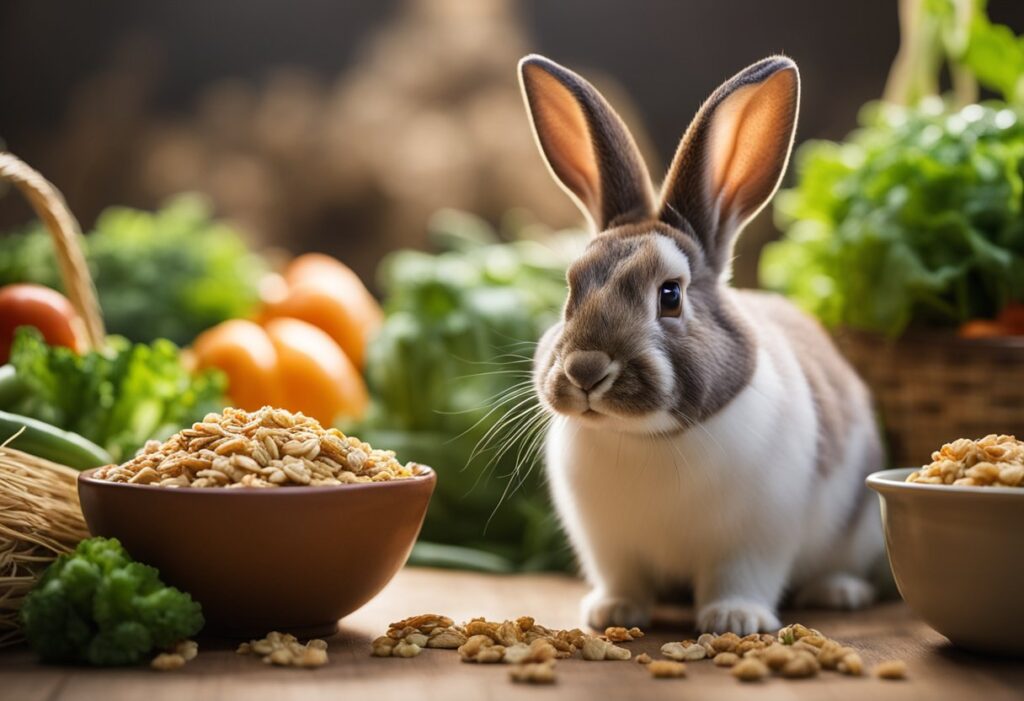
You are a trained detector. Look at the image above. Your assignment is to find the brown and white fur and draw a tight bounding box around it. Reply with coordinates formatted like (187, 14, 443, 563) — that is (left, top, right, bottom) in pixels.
(519, 54, 883, 634)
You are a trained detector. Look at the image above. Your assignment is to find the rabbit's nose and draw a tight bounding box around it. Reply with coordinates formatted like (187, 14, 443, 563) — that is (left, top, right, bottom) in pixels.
(564, 350, 613, 392)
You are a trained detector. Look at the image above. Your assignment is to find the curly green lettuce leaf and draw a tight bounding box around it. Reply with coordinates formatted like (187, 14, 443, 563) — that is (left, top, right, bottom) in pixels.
(762, 100, 1024, 336)
(0, 195, 265, 345)
(4, 327, 225, 461)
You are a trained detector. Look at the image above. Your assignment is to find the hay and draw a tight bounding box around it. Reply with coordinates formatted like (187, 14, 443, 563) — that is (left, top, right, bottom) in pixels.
(0, 444, 89, 647)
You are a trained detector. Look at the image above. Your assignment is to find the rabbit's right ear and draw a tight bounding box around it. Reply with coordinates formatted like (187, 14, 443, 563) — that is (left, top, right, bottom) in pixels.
(519, 55, 654, 231)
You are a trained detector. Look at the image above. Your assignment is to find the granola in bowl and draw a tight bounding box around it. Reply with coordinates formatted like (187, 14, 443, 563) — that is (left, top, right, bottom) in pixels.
(906, 434, 1024, 487)
(92, 406, 417, 488)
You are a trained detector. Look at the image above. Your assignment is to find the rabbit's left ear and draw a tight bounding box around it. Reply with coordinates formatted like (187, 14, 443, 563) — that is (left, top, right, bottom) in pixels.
(659, 57, 799, 275)
(519, 54, 654, 231)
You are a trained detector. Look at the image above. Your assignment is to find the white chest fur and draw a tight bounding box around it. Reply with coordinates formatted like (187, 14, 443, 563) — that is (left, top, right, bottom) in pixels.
(544, 346, 819, 590)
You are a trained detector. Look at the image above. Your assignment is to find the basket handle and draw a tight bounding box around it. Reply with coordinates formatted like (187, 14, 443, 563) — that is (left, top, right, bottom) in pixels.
(0, 152, 105, 351)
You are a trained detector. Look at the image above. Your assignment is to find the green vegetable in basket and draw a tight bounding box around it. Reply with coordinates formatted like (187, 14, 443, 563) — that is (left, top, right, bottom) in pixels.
(761, 1, 1024, 337)
(0, 195, 266, 345)
(20, 537, 203, 666)
(761, 99, 1024, 337)
(1, 327, 224, 462)
(355, 210, 582, 572)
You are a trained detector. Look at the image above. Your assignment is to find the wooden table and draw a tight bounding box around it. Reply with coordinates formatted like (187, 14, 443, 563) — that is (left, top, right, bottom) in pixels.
(2, 567, 1022, 701)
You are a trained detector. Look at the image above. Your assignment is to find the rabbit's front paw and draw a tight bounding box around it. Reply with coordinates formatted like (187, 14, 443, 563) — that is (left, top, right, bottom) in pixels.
(582, 590, 651, 630)
(697, 598, 780, 635)
(794, 573, 875, 610)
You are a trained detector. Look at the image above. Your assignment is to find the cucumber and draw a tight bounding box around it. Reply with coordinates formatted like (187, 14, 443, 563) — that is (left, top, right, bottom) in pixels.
(0, 410, 112, 470)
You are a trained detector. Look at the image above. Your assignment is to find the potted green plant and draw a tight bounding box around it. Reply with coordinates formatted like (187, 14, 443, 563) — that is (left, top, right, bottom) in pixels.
(761, 0, 1024, 465)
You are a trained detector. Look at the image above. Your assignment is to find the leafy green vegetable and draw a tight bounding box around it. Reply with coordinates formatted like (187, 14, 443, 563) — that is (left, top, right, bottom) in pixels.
(355, 210, 582, 571)
(2, 327, 225, 461)
(761, 99, 1024, 336)
(20, 537, 203, 666)
(0, 195, 266, 345)
(962, 1, 1024, 107)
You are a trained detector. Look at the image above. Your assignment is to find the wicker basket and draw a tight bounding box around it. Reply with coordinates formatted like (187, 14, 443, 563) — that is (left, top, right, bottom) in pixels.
(0, 151, 101, 645)
(835, 328, 1024, 468)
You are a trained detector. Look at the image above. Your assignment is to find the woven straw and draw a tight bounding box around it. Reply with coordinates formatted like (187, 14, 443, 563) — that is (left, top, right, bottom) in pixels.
(0, 152, 100, 645)
(835, 328, 1024, 467)
(0, 445, 89, 646)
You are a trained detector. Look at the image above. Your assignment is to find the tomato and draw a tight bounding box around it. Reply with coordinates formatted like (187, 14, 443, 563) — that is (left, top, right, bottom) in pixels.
(0, 284, 86, 363)
(192, 320, 284, 410)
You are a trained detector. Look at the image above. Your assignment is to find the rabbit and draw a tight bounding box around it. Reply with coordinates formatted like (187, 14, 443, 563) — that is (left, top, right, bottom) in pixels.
(518, 54, 884, 635)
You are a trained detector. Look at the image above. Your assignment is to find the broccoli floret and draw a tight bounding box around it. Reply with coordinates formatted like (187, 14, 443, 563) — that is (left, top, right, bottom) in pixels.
(20, 537, 203, 666)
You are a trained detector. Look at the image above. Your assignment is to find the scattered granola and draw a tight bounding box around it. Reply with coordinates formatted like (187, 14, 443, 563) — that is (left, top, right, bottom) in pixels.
(732, 657, 769, 682)
(907, 434, 1024, 487)
(713, 652, 740, 667)
(150, 639, 199, 671)
(604, 626, 644, 642)
(94, 406, 416, 488)
(665, 624, 905, 685)
(509, 660, 557, 684)
(874, 659, 908, 680)
(648, 660, 687, 678)
(150, 653, 186, 671)
(661, 641, 706, 661)
(369, 615, 907, 687)
(237, 631, 329, 667)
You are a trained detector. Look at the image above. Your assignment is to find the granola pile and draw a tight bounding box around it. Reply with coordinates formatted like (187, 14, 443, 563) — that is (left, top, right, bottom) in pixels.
(907, 434, 1024, 487)
(93, 406, 416, 488)
(371, 615, 908, 685)
(236, 631, 329, 667)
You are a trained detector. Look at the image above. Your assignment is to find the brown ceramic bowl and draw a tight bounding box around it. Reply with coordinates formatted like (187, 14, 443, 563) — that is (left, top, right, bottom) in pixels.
(868, 468, 1024, 656)
(78, 465, 436, 637)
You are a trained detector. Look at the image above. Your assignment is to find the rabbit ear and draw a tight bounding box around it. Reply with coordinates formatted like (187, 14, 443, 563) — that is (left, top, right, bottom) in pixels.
(519, 54, 654, 231)
(658, 56, 799, 274)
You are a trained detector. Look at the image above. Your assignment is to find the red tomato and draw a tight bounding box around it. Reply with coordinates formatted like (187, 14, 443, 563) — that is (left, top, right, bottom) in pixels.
(0, 284, 86, 363)
(996, 303, 1024, 335)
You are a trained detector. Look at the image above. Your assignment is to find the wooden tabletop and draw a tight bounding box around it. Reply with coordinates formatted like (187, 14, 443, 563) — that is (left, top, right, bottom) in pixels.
(2, 567, 1022, 701)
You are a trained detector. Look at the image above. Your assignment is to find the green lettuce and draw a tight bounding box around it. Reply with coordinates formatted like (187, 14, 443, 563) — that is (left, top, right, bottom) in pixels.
(0, 195, 265, 345)
(761, 99, 1024, 336)
(355, 210, 581, 571)
(3, 327, 225, 462)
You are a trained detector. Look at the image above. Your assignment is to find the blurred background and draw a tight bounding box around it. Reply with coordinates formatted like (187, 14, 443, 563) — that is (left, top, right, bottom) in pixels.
(4, 0, 1019, 285)
(3, 0, 1024, 573)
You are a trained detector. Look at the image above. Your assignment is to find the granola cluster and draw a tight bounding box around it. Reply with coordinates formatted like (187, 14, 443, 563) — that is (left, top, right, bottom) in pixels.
(372, 614, 908, 685)
(370, 614, 641, 683)
(236, 631, 329, 667)
(658, 623, 905, 682)
(150, 640, 198, 671)
(94, 406, 415, 488)
(907, 434, 1024, 487)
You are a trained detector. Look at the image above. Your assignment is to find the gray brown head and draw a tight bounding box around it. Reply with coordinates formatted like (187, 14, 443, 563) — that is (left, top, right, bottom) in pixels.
(519, 54, 800, 433)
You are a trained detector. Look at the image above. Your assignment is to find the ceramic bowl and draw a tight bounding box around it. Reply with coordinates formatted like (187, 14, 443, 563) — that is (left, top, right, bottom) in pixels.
(78, 465, 436, 637)
(867, 468, 1024, 656)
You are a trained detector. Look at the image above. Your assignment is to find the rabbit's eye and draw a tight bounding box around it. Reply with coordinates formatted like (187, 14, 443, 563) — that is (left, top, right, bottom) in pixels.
(658, 280, 682, 318)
